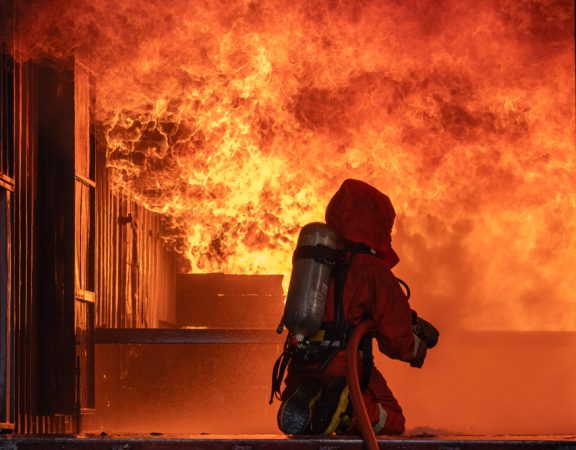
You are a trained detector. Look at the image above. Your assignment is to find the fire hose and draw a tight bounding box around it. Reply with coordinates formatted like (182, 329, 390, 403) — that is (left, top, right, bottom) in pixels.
(346, 319, 379, 450)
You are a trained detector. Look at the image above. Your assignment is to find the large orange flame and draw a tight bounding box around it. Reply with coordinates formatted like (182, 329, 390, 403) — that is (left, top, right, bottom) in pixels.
(4, 0, 575, 330)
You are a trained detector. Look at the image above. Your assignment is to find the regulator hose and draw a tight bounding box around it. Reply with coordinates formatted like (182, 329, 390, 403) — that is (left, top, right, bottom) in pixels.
(346, 320, 379, 450)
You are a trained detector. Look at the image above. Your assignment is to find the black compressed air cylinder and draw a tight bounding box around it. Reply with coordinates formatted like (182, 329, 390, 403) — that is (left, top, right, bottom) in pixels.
(283, 222, 337, 343)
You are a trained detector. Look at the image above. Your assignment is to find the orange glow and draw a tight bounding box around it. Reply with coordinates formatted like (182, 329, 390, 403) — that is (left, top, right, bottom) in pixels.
(6, 0, 575, 332)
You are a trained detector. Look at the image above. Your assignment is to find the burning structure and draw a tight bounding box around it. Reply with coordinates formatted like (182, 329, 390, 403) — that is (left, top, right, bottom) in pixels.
(0, 0, 575, 442)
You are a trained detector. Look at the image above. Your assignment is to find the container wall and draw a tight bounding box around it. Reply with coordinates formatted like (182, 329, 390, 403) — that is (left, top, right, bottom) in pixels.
(0, 51, 15, 432)
(95, 150, 178, 329)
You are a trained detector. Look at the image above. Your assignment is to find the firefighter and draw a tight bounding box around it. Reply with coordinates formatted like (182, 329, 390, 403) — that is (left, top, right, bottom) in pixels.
(274, 179, 439, 435)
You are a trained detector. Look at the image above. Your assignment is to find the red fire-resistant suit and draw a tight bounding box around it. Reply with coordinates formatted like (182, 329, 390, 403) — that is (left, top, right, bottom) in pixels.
(284, 179, 423, 435)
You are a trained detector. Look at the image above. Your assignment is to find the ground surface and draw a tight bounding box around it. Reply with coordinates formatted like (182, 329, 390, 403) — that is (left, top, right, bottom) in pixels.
(1, 434, 576, 450)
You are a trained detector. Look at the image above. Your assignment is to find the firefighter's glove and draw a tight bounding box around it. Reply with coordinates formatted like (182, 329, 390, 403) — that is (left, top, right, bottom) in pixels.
(412, 316, 439, 349)
(410, 334, 427, 368)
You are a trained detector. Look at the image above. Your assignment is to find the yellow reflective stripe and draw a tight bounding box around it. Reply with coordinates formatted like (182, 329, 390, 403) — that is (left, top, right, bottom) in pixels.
(323, 385, 349, 435)
(372, 404, 388, 434)
(309, 329, 326, 342)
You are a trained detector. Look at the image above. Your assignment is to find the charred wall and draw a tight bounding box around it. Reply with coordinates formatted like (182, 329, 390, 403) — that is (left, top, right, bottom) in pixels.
(5, 57, 91, 434)
(95, 153, 178, 329)
(0, 50, 15, 434)
(13, 59, 73, 435)
(0, 41, 178, 434)
(9, 57, 77, 434)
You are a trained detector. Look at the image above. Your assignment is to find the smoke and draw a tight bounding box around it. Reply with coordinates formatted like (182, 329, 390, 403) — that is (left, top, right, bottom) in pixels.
(2, 0, 575, 331)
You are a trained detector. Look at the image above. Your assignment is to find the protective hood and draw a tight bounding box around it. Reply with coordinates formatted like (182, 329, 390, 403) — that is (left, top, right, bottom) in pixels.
(325, 179, 399, 268)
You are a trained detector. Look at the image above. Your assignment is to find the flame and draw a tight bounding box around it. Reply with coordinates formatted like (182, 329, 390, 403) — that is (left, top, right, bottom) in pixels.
(4, 0, 575, 330)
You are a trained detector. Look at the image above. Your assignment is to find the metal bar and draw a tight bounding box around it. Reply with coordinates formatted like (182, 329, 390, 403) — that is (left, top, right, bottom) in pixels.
(75, 173, 96, 188)
(94, 328, 285, 345)
(75, 289, 95, 304)
(0, 174, 14, 191)
(0, 435, 575, 450)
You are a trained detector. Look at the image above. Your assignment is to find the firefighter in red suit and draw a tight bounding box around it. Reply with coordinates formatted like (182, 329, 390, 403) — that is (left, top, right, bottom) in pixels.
(276, 179, 439, 435)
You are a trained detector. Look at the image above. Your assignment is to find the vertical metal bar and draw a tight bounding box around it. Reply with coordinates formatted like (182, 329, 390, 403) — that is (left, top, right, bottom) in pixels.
(14, 55, 21, 434)
(26, 62, 37, 432)
(7, 190, 14, 429)
(1, 54, 4, 176)
(14, 54, 31, 435)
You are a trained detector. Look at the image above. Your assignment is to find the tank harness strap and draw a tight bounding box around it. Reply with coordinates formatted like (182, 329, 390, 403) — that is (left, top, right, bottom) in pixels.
(396, 276, 411, 300)
(292, 244, 338, 265)
(333, 254, 350, 338)
(338, 242, 376, 392)
(323, 241, 373, 343)
(269, 345, 292, 404)
(322, 243, 375, 392)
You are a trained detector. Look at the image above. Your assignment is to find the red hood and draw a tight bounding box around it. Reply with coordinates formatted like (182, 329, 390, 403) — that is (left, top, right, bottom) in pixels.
(325, 179, 399, 268)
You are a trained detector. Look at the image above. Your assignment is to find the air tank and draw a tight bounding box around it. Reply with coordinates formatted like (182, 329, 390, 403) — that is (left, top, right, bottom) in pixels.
(283, 222, 337, 343)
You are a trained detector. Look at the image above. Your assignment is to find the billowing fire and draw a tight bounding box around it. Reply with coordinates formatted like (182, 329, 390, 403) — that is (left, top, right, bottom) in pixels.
(4, 0, 575, 330)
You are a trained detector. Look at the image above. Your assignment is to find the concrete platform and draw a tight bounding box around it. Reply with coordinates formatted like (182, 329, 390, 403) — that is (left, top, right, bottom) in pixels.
(1, 434, 575, 450)
(93, 332, 576, 436)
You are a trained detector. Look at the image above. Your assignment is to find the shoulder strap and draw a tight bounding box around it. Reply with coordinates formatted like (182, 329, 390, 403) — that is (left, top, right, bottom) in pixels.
(331, 241, 375, 338)
(334, 242, 376, 392)
(332, 255, 349, 335)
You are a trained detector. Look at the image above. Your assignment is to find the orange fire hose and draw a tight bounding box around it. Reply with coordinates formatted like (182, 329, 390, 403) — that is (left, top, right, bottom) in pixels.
(346, 319, 379, 450)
